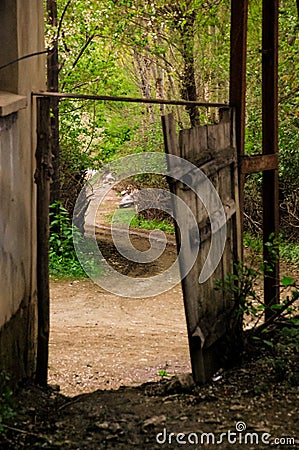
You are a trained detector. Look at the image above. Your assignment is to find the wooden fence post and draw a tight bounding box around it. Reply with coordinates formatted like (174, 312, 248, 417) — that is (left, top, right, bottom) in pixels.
(35, 97, 51, 386)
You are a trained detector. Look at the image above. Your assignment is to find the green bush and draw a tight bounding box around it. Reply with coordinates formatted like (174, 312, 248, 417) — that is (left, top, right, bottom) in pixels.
(49, 202, 86, 279)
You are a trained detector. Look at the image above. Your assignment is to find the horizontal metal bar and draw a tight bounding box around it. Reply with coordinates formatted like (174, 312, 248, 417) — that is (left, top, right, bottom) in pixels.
(240, 153, 278, 174)
(32, 91, 230, 108)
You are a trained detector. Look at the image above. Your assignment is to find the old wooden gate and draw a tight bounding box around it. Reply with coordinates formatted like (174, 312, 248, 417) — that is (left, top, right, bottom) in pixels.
(162, 108, 241, 384)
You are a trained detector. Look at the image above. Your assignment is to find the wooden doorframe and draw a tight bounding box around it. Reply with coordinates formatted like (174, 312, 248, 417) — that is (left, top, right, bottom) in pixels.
(35, 97, 51, 386)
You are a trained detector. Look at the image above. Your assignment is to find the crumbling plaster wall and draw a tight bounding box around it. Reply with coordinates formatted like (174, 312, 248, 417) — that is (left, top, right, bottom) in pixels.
(0, 0, 45, 382)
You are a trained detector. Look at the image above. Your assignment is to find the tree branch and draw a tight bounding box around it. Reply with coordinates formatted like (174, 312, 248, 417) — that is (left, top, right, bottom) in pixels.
(249, 291, 299, 335)
(61, 28, 98, 90)
(57, 0, 72, 41)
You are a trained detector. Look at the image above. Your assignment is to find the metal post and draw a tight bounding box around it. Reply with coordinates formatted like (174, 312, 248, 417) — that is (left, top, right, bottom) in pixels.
(35, 97, 51, 386)
(262, 0, 280, 319)
(229, 0, 249, 257)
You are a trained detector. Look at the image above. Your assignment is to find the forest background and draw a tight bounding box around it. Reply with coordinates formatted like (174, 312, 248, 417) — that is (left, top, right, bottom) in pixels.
(44, 0, 299, 248)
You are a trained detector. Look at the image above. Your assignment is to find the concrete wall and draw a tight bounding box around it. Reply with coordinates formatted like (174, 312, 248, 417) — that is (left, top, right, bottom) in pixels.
(0, 1, 45, 382)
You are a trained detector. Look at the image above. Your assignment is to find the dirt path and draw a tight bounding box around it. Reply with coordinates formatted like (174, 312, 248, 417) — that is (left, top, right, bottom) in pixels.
(49, 188, 191, 395)
(48, 279, 190, 395)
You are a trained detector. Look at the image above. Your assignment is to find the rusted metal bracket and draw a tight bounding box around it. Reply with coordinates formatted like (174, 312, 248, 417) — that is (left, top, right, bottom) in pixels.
(240, 154, 278, 174)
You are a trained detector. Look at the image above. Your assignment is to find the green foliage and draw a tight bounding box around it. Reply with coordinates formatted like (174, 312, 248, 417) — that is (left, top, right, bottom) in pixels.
(49, 202, 86, 278)
(280, 242, 299, 266)
(245, 232, 299, 267)
(279, 3, 299, 196)
(281, 276, 296, 288)
(243, 232, 263, 254)
(108, 207, 175, 234)
(0, 372, 15, 434)
(157, 370, 169, 377)
(215, 261, 262, 321)
(118, 125, 165, 158)
(131, 216, 174, 234)
(49, 1, 299, 238)
(217, 234, 299, 329)
(253, 322, 299, 385)
(49, 202, 103, 279)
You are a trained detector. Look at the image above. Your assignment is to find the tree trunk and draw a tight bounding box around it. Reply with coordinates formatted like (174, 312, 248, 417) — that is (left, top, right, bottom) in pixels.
(179, 12, 200, 127)
(134, 50, 156, 123)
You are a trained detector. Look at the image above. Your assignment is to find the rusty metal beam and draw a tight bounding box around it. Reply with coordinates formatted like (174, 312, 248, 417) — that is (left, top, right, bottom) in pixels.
(32, 91, 228, 109)
(229, 0, 248, 157)
(262, 0, 280, 319)
(229, 0, 249, 257)
(241, 154, 278, 174)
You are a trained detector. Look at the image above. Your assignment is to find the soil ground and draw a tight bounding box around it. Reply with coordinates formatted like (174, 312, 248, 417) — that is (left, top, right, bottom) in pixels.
(1, 189, 298, 449)
(48, 277, 189, 395)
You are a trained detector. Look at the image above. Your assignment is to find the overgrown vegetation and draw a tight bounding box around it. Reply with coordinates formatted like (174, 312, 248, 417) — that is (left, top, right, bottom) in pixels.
(49, 202, 86, 278)
(216, 234, 299, 334)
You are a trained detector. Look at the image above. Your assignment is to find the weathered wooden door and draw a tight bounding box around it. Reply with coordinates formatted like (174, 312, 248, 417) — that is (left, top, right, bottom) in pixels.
(162, 108, 241, 383)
